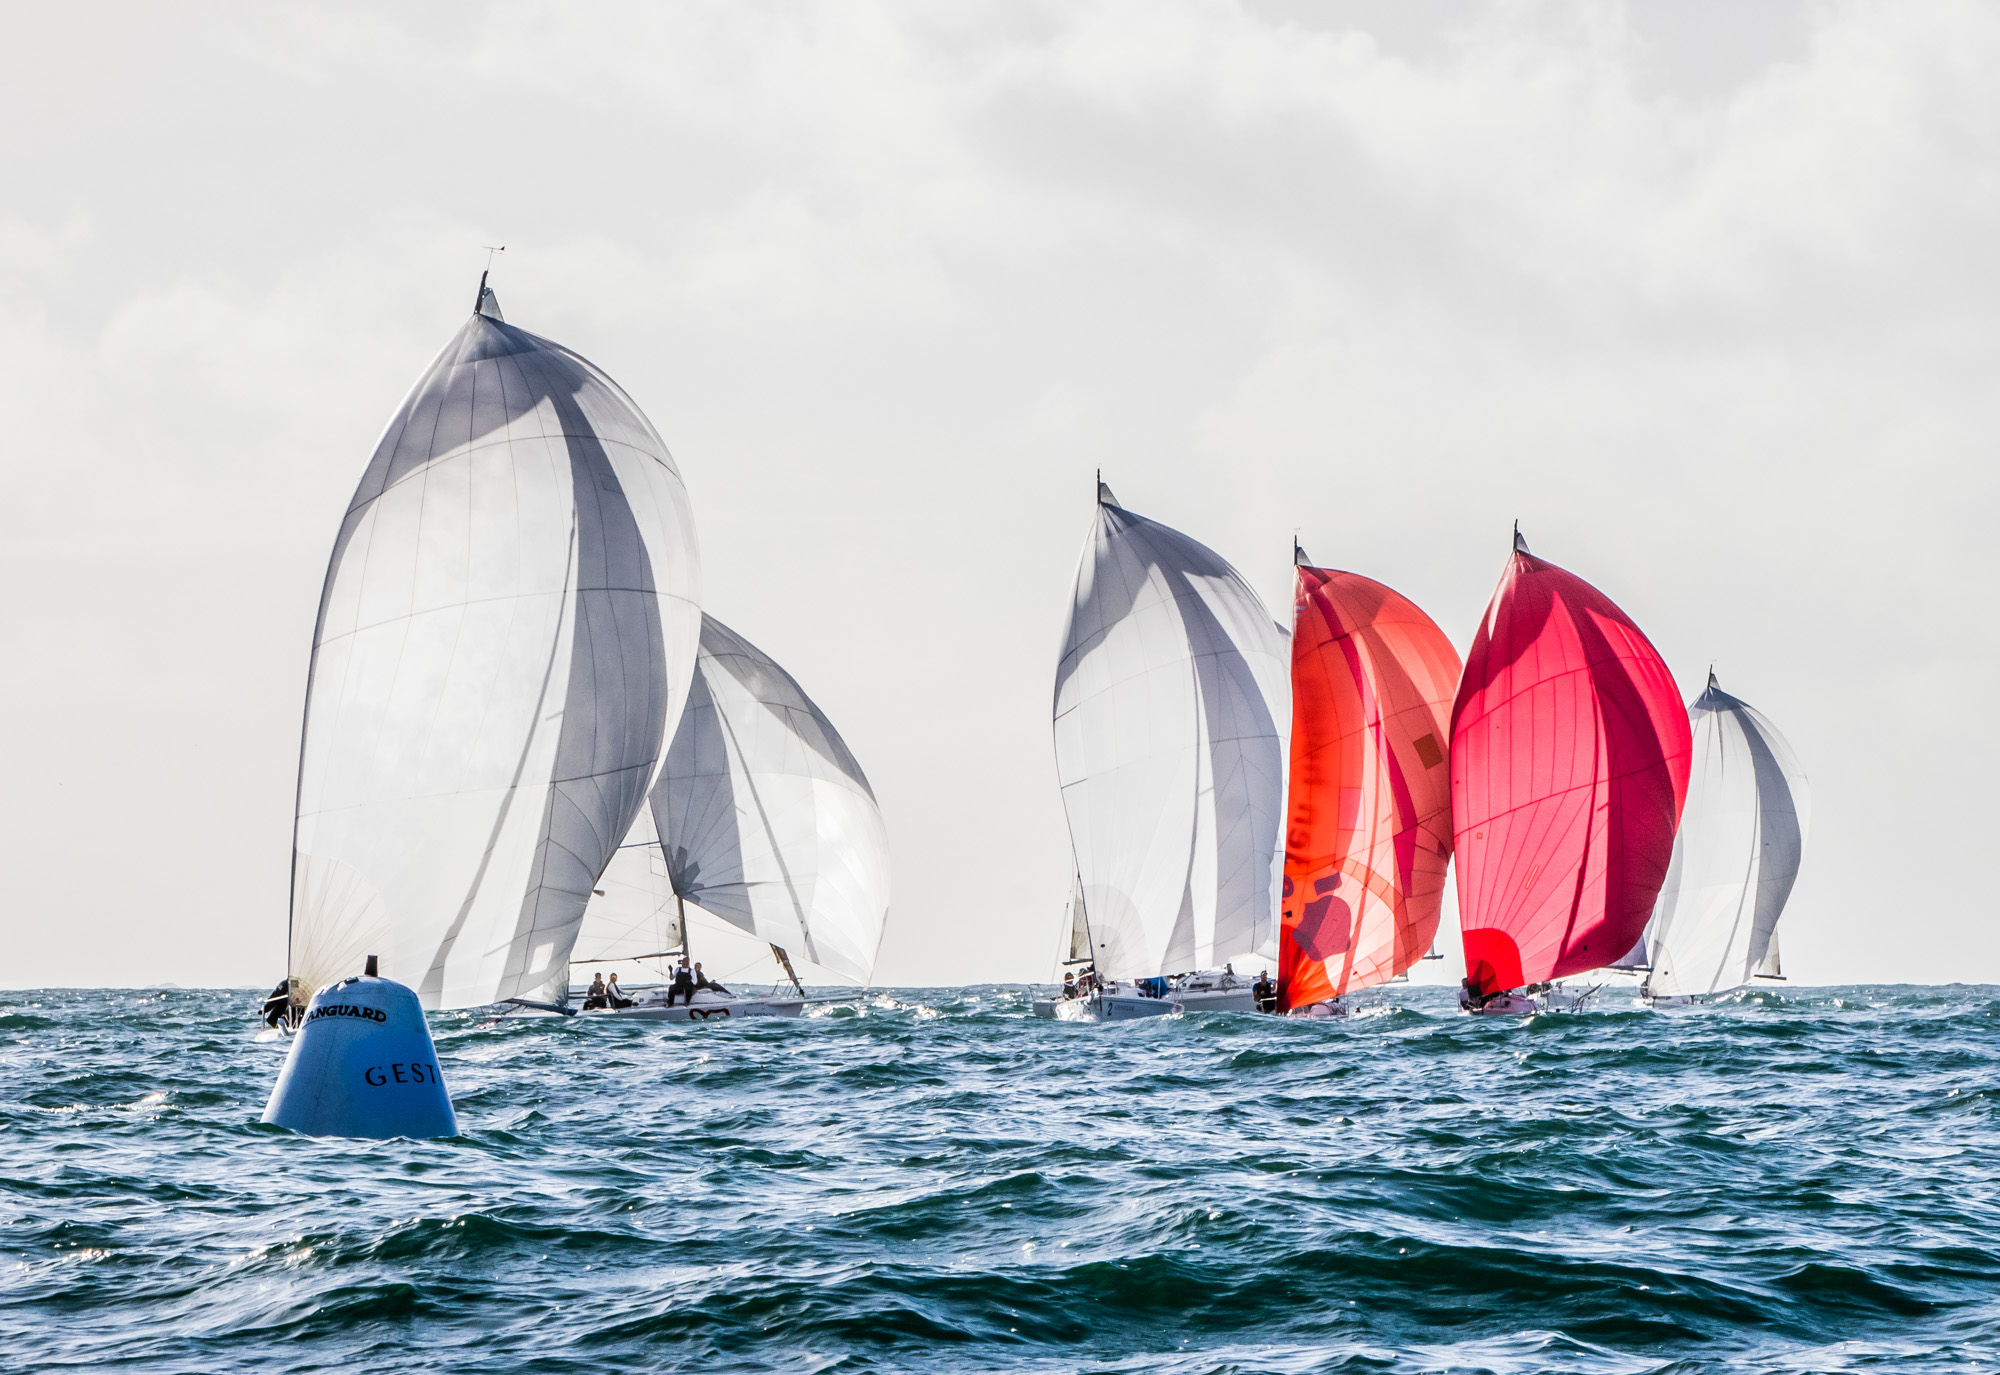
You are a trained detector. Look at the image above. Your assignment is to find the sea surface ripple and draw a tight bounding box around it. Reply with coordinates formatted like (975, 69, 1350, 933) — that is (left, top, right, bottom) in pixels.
(3, 985, 1998, 1373)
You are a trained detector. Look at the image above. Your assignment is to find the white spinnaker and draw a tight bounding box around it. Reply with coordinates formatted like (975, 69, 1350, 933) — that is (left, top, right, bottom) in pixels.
(581, 613, 891, 985)
(1646, 674, 1810, 997)
(289, 291, 701, 1008)
(1052, 485, 1289, 980)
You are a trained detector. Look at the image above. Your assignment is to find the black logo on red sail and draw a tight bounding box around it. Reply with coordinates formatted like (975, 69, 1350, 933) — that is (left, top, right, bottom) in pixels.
(1296, 874, 1352, 960)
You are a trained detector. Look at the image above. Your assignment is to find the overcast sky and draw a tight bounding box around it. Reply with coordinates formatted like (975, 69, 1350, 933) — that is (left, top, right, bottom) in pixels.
(2, 0, 1994, 990)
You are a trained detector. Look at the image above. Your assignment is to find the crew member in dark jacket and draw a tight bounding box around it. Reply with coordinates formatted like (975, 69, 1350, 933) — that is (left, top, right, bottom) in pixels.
(667, 962, 697, 1006)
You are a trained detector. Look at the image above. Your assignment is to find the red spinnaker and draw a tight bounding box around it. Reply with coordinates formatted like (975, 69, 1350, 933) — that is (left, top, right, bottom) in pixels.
(1449, 537, 1691, 996)
(1280, 563, 1461, 1009)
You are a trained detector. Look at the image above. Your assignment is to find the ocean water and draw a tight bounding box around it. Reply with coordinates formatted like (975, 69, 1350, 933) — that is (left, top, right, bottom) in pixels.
(3, 986, 1997, 1374)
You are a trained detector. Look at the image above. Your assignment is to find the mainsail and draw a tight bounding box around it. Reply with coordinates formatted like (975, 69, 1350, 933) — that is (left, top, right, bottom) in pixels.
(1449, 530, 1691, 996)
(289, 286, 701, 1008)
(1645, 673, 1810, 997)
(1053, 482, 1289, 980)
(576, 613, 891, 986)
(567, 802, 684, 969)
(1063, 870, 1092, 965)
(1279, 549, 1461, 1007)
(1609, 931, 1652, 972)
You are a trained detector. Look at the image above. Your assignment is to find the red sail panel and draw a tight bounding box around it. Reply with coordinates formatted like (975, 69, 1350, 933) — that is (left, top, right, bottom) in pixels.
(1279, 566, 1462, 1009)
(1449, 544, 1692, 996)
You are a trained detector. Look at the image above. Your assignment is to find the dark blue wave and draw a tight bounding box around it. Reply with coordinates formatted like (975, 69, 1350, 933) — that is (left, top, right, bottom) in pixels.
(0, 984, 1996, 1372)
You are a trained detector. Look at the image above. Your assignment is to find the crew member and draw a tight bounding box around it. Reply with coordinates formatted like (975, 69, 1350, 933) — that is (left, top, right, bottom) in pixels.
(606, 973, 634, 1009)
(693, 962, 729, 996)
(584, 973, 609, 1010)
(666, 961, 696, 1007)
(1253, 971, 1277, 1014)
(260, 980, 292, 1029)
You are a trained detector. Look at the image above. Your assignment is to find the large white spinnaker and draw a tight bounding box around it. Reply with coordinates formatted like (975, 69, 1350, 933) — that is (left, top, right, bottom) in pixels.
(1646, 673, 1810, 997)
(1053, 483, 1289, 981)
(288, 285, 701, 1010)
(576, 613, 891, 986)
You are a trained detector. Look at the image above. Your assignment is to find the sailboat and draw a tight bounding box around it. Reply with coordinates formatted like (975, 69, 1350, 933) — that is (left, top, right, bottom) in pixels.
(562, 613, 892, 1021)
(1029, 872, 1094, 1019)
(1279, 545, 1461, 1017)
(1449, 529, 1691, 1015)
(274, 279, 701, 1024)
(1639, 672, 1809, 1004)
(1041, 480, 1288, 1021)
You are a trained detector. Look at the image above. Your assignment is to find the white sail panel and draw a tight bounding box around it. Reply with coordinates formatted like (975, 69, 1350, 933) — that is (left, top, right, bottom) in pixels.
(567, 803, 684, 969)
(639, 614, 891, 984)
(1052, 489, 1288, 980)
(289, 294, 700, 1008)
(1646, 674, 1810, 997)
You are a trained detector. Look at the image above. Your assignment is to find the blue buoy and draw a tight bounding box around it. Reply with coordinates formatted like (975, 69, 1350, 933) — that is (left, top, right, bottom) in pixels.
(261, 956, 457, 1139)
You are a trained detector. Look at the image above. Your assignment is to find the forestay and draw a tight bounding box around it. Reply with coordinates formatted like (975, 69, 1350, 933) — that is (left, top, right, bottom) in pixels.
(1280, 551, 1461, 1006)
(1053, 483, 1289, 980)
(289, 288, 700, 1009)
(595, 613, 891, 986)
(1646, 673, 1810, 997)
(1449, 531, 1691, 996)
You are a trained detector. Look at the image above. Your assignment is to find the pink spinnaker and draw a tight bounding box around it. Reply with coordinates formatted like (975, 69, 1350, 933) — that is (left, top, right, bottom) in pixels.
(1449, 536, 1691, 996)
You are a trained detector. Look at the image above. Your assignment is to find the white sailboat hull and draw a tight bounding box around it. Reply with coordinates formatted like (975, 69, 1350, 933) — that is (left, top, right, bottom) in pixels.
(1540, 985, 1601, 1012)
(1461, 991, 1542, 1017)
(1642, 992, 1703, 1008)
(1035, 983, 1259, 1022)
(1462, 984, 1602, 1016)
(583, 991, 805, 1022)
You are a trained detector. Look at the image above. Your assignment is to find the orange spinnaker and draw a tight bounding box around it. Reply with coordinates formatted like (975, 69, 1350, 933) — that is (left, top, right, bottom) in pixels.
(1449, 543, 1692, 997)
(1279, 564, 1462, 1009)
